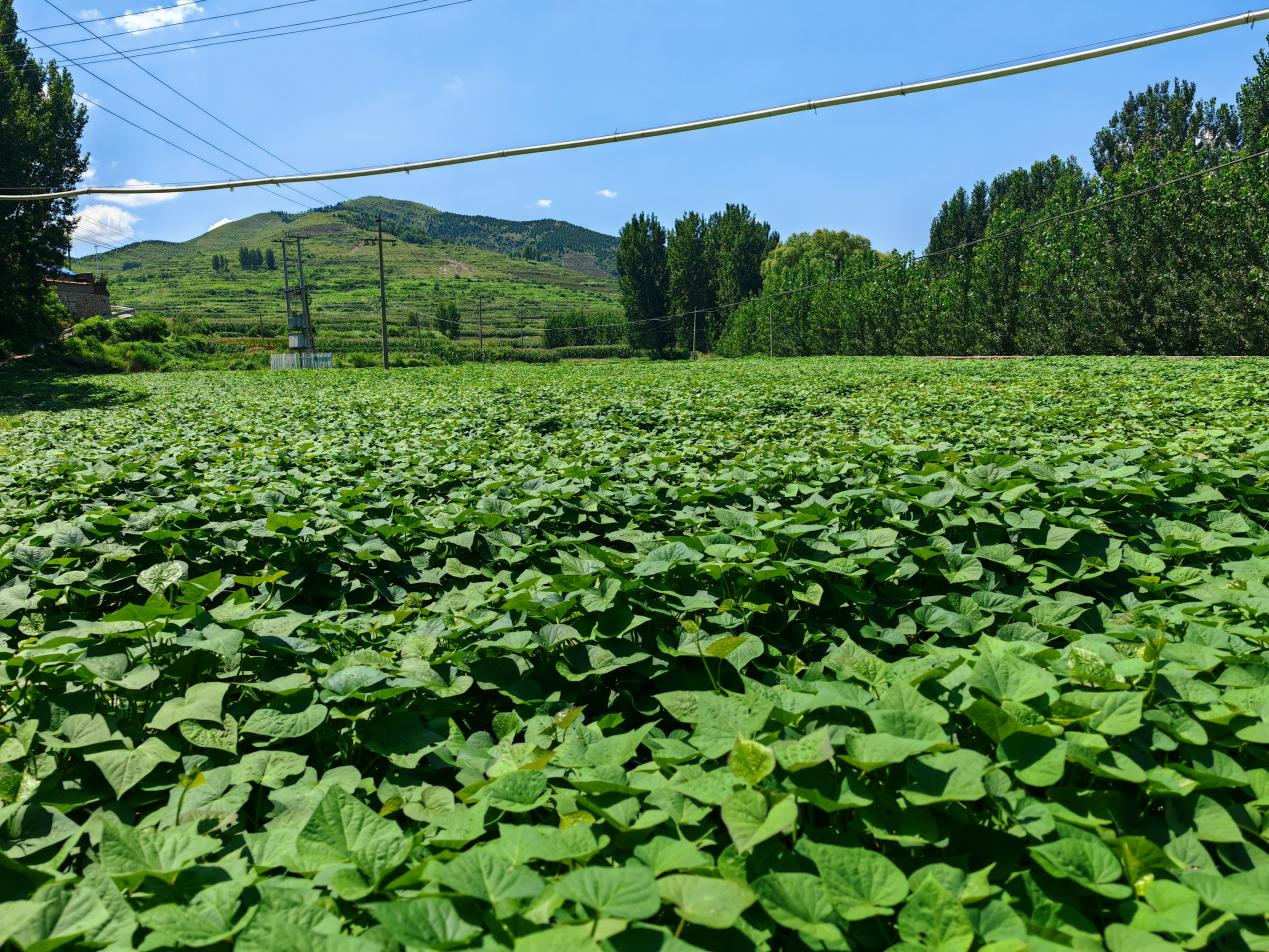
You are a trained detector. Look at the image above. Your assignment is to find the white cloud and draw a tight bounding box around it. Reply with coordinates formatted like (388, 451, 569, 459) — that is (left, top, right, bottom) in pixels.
(443, 76, 464, 93)
(206, 217, 233, 232)
(596, 188, 618, 199)
(114, 2, 203, 33)
(97, 180, 179, 208)
(533, 198, 552, 208)
(81, 166, 97, 182)
(78, 9, 102, 20)
(75, 205, 139, 244)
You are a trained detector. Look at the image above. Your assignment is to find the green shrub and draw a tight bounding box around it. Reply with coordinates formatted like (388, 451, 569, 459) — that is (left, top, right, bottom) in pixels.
(120, 342, 165, 372)
(391, 353, 446, 368)
(170, 314, 213, 336)
(340, 351, 379, 368)
(113, 315, 169, 343)
(486, 347, 559, 363)
(72, 316, 114, 342)
(550, 344, 644, 359)
(55, 335, 126, 372)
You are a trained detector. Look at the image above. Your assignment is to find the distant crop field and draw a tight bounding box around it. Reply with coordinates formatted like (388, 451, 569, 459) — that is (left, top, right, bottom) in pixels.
(1, 358, 1268, 950)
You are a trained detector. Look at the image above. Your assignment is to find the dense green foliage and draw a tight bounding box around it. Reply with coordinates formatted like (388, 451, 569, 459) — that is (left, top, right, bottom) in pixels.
(619, 206, 776, 353)
(0, 0, 88, 356)
(1, 358, 1267, 950)
(617, 213, 670, 353)
(46, 312, 264, 374)
(229, 248, 272, 273)
(543, 309, 626, 348)
(719, 46, 1269, 357)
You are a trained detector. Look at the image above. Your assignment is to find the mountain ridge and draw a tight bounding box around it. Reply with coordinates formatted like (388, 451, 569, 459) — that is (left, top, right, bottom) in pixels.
(329, 197, 619, 278)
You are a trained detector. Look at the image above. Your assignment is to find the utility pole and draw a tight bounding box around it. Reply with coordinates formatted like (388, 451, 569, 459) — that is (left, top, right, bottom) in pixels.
(294, 236, 314, 365)
(769, 309, 774, 358)
(361, 215, 397, 369)
(691, 309, 698, 360)
(279, 239, 294, 331)
(477, 296, 484, 361)
(377, 216, 388, 368)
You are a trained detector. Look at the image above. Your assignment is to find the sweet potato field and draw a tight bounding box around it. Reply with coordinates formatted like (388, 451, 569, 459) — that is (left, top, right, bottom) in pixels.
(1, 357, 1267, 950)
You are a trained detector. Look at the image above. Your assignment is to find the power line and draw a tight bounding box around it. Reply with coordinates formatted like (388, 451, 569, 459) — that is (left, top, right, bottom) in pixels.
(69, 0, 473, 65)
(69, 208, 142, 241)
(70, 229, 131, 251)
(20, 43, 312, 212)
(67, 90, 257, 186)
(25, 0, 326, 45)
(9, 6, 1265, 202)
(73, 221, 138, 245)
(25, 0, 202, 31)
(29, 0, 338, 207)
(2, 3, 461, 216)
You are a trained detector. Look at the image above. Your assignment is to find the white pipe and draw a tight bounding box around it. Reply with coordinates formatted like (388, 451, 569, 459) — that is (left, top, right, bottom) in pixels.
(5, 7, 1267, 202)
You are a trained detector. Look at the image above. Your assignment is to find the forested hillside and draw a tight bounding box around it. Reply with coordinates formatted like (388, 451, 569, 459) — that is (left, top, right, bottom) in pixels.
(332, 197, 619, 277)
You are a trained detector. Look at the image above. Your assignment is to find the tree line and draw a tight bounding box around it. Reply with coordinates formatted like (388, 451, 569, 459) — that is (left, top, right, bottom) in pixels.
(210, 248, 276, 273)
(212, 247, 276, 273)
(543, 310, 626, 348)
(609, 39, 1269, 357)
(715, 43, 1269, 357)
(615, 205, 778, 354)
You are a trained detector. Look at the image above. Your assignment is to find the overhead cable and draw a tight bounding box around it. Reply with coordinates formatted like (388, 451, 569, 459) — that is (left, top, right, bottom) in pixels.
(29, 0, 337, 207)
(23, 0, 325, 46)
(24, 0, 202, 31)
(5, 6, 1266, 202)
(69, 0, 473, 64)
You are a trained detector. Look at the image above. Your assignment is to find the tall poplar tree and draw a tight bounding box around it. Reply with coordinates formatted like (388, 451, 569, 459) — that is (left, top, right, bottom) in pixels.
(1090, 79, 1241, 175)
(666, 211, 713, 350)
(617, 213, 669, 353)
(704, 204, 775, 346)
(1238, 37, 1269, 146)
(0, 0, 88, 354)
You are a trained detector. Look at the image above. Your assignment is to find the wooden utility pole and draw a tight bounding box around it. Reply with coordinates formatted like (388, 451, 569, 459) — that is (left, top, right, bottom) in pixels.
(691, 309, 698, 359)
(360, 215, 397, 369)
(769, 309, 774, 358)
(279, 240, 294, 330)
(294, 236, 314, 364)
(477, 296, 484, 361)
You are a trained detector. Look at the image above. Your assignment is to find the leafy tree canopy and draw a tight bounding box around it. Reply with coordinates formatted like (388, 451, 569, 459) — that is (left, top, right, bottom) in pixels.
(617, 212, 669, 352)
(763, 229, 878, 276)
(1238, 36, 1269, 146)
(1090, 78, 1241, 175)
(0, 0, 88, 353)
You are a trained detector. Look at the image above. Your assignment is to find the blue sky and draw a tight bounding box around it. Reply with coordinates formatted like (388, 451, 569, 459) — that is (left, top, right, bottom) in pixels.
(14, 0, 1266, 257)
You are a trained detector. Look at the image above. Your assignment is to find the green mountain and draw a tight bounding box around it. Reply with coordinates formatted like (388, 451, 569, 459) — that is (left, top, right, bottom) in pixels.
(76, 198, 621, 356)
(333, 197, 619, 277)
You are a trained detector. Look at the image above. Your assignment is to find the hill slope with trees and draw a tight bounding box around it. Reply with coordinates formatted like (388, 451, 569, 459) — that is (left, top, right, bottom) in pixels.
(74, 198, 621, 360)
